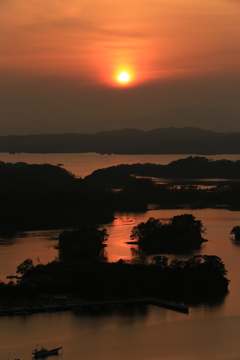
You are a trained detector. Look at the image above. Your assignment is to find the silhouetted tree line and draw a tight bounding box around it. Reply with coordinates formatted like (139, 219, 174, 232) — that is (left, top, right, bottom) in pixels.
(0, 162, 149, 234)
(87, 157, 240, 210)
(86, 156, 240, 181)
(0, 217, 229, 304)
(2, 157, 240, 235)
(129, 214, 207, 254)
(0, 162, 115, 234)
(2, 254, 228, 303)
(58, 224, 109, 262)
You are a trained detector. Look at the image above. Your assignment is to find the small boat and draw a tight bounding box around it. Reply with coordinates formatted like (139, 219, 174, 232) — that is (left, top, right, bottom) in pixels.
(32, 346, 62, 358)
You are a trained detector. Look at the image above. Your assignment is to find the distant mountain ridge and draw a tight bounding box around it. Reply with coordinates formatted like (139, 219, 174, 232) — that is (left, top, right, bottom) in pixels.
(1, 127, 240, 154)
(95, 107, 240, 134)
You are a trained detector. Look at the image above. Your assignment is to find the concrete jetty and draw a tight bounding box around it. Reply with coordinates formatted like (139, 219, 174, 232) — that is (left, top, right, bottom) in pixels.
(148, 297, 189, 313)
(0, 297, 188, 316)
(70, 298, 188, 314)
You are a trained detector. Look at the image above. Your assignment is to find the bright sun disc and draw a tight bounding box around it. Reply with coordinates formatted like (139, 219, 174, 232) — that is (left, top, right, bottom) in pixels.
(118, 71, 130, 83)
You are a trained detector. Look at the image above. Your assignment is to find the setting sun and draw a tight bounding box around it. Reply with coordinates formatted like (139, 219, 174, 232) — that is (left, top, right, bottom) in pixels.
(117, 71, 131, 83)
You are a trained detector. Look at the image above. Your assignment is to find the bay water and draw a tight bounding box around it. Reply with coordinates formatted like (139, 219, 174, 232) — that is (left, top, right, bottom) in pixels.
(1, 152, 240, 360)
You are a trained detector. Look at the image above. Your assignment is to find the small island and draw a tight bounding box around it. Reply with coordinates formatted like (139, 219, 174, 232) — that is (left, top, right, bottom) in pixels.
(57, 224, 109, 262)
(128, 214, 207, 253)
(230, 226, 240, 241)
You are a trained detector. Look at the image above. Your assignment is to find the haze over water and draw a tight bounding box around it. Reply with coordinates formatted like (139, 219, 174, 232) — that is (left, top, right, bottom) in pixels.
(1, 153, 240, 360)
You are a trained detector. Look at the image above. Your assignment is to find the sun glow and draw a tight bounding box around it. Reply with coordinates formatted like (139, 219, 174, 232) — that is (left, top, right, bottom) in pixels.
(117, 71, 131, 84)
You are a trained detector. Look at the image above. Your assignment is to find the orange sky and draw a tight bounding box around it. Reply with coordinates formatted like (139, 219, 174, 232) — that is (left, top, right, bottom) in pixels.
(0, 0, 240, 134)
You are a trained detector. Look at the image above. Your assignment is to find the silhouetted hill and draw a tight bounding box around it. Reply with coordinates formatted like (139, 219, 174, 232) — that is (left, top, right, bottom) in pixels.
(88, 107, 240, 133)
(85, 156, 240, 183)
(1, 127, 240, 154)
(0, 162, 115, 233)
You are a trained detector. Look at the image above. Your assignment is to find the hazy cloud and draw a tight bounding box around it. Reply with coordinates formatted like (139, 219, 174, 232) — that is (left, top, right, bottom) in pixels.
(24, 17, 145, 39)
(0, 0, 239, 135)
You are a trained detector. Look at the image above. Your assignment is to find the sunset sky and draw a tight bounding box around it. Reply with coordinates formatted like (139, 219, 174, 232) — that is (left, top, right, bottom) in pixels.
(0, 0, 240, 134)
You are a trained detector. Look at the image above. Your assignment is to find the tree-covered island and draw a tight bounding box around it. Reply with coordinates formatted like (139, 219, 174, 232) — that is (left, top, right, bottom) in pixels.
(230, 226, 240, 241)
(128, 214, 207, 254)
(58, 224, 109, 262)
(0, 254, 229, 305)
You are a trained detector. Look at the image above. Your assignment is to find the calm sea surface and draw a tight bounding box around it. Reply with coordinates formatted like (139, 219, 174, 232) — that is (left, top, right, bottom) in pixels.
(1, 153, 240, 360)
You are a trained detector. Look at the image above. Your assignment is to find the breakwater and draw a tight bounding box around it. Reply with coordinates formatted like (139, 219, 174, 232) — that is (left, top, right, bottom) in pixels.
(0, 297, 188, 316)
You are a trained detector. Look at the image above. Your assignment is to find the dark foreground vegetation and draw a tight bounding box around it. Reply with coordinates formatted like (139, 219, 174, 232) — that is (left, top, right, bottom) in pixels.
(0, 218, 229, 305)
(0, 255, 229, 304)
(1, 156, 240, 234)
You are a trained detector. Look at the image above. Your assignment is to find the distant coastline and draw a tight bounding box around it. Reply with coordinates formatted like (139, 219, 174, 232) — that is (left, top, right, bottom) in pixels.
(1, 127, 240, 154)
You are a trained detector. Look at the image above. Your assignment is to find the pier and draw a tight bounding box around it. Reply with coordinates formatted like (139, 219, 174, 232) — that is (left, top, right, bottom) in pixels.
(0, 297, 189, 316)
(148, 297, 189, 313)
